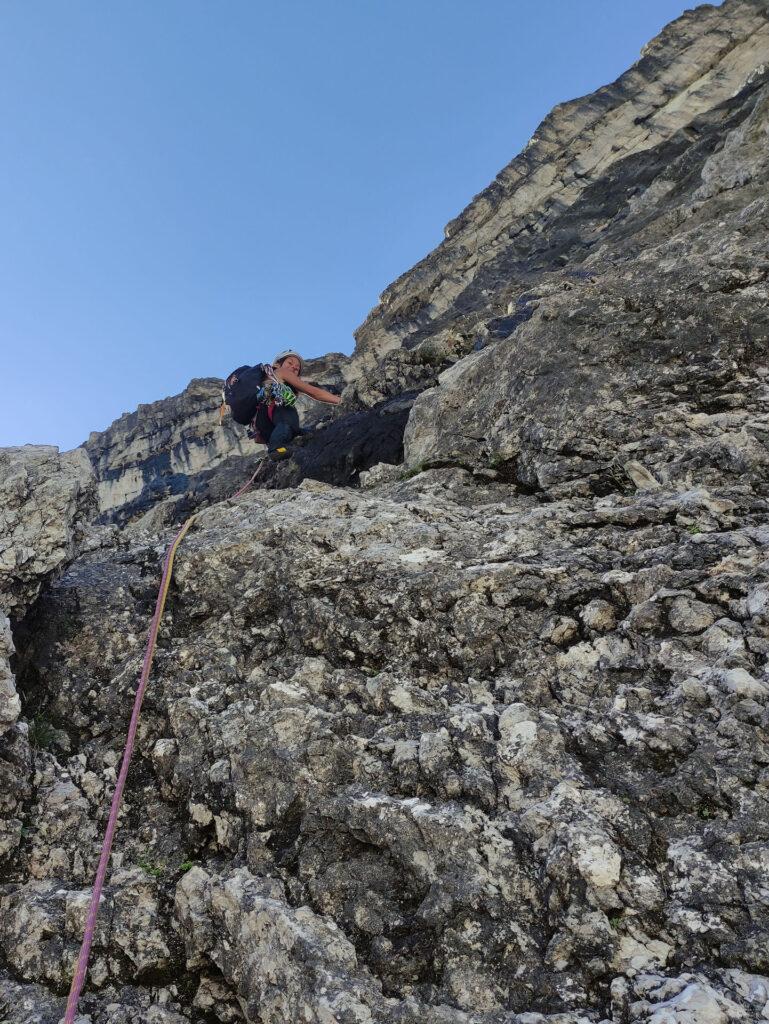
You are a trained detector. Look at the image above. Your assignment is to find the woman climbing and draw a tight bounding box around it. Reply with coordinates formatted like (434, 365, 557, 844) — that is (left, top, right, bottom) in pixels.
(246, 354, 342, 462)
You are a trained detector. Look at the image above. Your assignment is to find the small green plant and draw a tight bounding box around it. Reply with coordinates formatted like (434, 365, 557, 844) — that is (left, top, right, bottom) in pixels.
(137, 856, 165, 878)
(400, 463, 425, 481)
(179, 860, 196, 873)
(28, 715, 57, 750)
(686, 524, 703, 535)
(698, 806, 713, 820)
(607, 913, 623, 929)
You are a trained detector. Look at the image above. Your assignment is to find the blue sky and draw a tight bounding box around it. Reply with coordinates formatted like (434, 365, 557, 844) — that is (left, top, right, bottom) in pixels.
(0, 1, 707, 450)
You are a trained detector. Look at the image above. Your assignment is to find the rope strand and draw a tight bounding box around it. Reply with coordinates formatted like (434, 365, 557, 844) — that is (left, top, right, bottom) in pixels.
(63, 459, 266, 1022)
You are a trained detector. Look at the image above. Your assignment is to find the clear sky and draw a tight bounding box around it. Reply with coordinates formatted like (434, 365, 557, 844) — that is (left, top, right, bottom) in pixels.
(0, 1, 710, 451)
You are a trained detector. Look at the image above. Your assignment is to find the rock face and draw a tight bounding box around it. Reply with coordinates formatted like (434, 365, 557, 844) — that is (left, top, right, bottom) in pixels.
(0, 446, 94, 954)
(0, 446, 94, 738)
(5, 474, 769, 1023)
(82, 378, 250, 524)
(0, 446, 94, 615)
(403, 70, 769, 497)
(2, 2, 769, 1023)
(352, 0, 769, 372)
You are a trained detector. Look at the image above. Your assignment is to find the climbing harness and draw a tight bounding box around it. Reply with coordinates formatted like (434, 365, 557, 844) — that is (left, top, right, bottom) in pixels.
(63, 460, 268, 1023)
(262, 366, 298, 408)
(253, 364, 297, 409)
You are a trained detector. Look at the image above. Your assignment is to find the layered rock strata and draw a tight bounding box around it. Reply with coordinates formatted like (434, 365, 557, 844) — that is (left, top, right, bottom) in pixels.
(352, 0, 769, 371)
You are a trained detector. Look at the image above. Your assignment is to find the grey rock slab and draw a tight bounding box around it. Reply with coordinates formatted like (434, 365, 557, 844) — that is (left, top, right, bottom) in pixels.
(0, 445, 94, 615)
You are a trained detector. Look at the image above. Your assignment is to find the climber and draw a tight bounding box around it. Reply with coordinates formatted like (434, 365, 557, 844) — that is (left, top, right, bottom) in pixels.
(223, 350, 342, 461)
(263, 350, 342, 459)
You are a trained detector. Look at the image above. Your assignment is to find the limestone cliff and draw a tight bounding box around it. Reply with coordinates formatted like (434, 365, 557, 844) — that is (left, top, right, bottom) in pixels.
(352, 0, 769, 370)
(2, 3, 769, 1023)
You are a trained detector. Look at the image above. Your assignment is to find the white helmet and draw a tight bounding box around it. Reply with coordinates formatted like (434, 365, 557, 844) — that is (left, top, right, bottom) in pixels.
(273, 350, 305, 374)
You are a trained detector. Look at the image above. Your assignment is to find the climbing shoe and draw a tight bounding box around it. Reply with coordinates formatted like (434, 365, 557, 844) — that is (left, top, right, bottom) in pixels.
(268, 446, 291, 461)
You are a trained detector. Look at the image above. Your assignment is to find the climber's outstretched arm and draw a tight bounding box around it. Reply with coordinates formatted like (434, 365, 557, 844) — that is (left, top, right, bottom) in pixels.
(277, 367, 342, 405)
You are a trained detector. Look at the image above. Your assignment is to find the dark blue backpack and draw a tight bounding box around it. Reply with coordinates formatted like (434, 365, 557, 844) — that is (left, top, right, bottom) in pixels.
(222, 364, 269, 425)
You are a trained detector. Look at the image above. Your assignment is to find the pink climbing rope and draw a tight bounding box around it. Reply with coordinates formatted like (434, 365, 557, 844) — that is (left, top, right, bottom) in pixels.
(63, 462, 265, 1022)
(230, 463, 265, 501)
